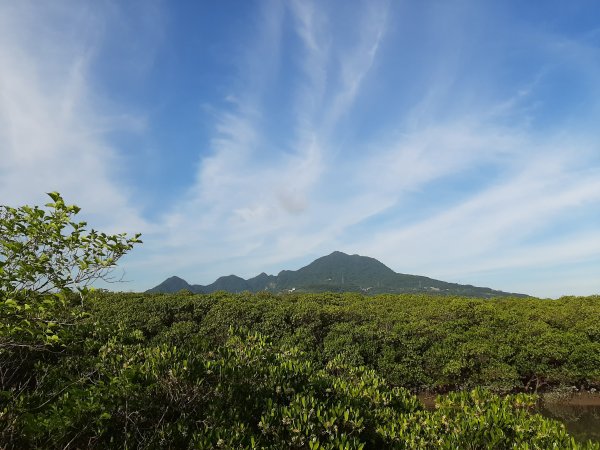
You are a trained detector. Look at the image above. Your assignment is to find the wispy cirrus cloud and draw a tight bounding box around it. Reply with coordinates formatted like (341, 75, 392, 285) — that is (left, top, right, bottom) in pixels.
(0, 1, 152, 234)
(138, 1, 391, 275)
(129, 0, 600, 299)
(2, 1, 598, 297)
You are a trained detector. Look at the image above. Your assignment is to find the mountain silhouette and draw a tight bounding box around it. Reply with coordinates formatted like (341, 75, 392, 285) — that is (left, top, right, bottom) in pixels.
(146, 251, 526, 298)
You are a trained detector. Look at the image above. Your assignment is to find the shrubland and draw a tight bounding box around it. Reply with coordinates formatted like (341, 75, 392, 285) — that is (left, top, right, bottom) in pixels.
(91, 291, 600, 394)
(3, 317, 597, 449)
(1, 194, 599, 448)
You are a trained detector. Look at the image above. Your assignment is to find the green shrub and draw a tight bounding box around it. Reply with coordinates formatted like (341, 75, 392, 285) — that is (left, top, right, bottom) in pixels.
(6, 331, 597, 449)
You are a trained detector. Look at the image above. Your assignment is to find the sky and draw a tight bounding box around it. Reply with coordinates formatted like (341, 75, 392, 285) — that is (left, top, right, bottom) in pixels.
(1, 1, 599, 298)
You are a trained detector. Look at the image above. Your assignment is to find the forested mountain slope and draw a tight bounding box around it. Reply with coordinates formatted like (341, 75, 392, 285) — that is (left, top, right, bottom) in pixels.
(147, 251, 526, 297)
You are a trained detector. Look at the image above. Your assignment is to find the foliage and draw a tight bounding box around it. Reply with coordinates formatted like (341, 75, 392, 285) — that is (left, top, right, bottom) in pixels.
(2, 194, 599, 447)
(3, 290, 599, 448)
(0, 192, 141, 346)
(90, 291, 600, 393)
(0, 193, 140, 444)
(0, 192, 142, 297)
(4, 330, 597, 449)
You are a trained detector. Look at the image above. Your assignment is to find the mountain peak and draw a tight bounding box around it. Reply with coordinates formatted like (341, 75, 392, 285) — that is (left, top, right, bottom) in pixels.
(166, 275, 187, 282)
(146, 275, 191, 293)
(147, 252, 527, 298)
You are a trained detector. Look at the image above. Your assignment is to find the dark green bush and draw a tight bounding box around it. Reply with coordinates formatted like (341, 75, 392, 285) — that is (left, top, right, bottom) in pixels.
(4, 330, 596, 449)
(89, 292, 600, 393)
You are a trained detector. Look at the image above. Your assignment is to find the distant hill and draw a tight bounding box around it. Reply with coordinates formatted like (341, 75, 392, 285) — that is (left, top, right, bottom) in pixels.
(146, 251, 527, 298)
(150, 276, 192, 292)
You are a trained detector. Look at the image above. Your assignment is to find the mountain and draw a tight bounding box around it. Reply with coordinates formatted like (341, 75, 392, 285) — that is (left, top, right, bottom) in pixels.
(147, 251, 527, 298)
(147, 276, 193, 293)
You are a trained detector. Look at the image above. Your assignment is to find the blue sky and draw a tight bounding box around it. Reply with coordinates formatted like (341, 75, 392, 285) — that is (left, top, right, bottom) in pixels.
(1, 1, 599, 298)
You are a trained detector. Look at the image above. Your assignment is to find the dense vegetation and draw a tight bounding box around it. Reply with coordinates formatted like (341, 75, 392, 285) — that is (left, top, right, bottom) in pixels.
(2, 292, 599, 448)
(92, 291, 600, 394)
(4, 290, 598, 448)
(2, 194, 599, 448)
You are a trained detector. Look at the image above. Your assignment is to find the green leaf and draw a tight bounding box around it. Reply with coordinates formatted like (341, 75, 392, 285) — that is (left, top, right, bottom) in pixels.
(4, 299, 19, 310)
(47, 191, 62, 203)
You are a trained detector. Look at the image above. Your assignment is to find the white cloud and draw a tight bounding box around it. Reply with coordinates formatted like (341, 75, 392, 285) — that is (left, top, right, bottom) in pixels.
(352, 130, 600, 297)
(0, 2, 149, 235)
(135, 1, 393, 281)
(129, 1, 600, 300)
(326, 1, 388, 127)
(4, 1, 598, 299)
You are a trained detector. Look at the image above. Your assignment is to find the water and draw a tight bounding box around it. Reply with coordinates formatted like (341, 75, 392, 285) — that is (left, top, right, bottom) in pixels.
(539, 394, 600, 443)
(418, 392, 600, 443)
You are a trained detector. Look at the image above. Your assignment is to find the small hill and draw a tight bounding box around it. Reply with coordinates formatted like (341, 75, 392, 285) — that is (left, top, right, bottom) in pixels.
(275, 251, 399, 291)
(146, 276, 192, 293)
(204, 275, 250, 293)
(146, 251, 527, 298)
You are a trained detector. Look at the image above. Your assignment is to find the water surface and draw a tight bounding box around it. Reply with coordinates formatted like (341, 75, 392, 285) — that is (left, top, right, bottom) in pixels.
(539, 393, 600, 443)
(417, 392, 600, 443)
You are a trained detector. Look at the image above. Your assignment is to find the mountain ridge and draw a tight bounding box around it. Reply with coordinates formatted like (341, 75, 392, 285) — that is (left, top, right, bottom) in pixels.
(146, 251, 527, 298)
